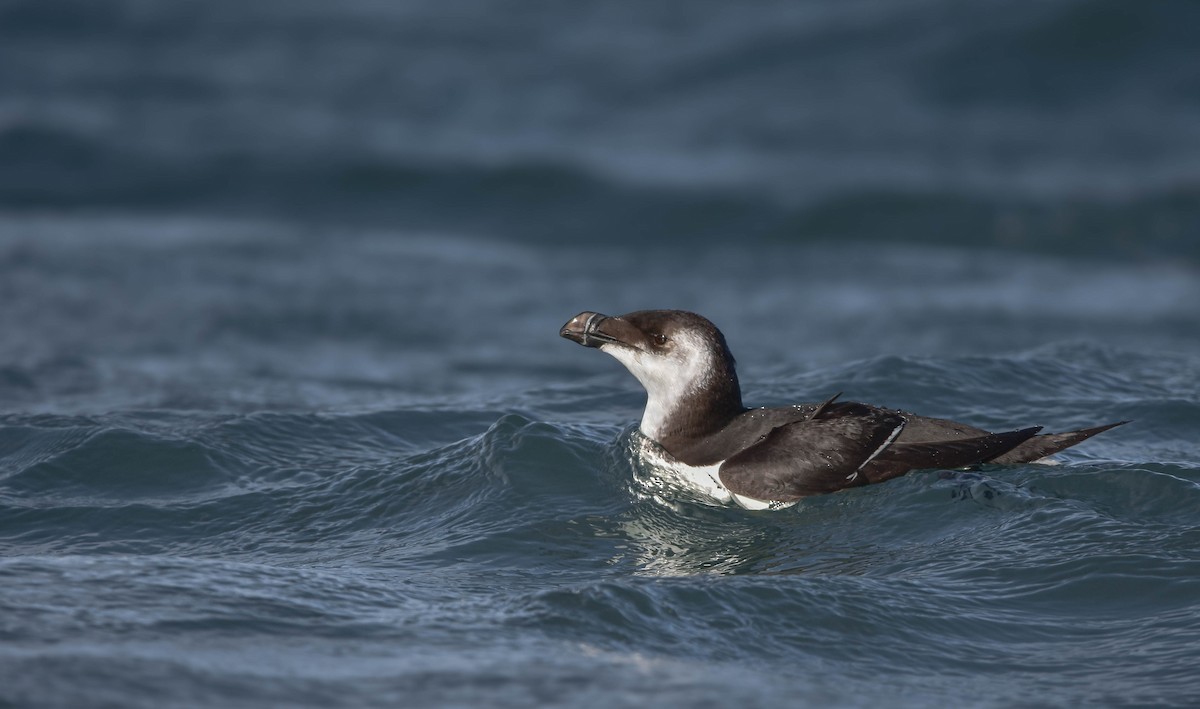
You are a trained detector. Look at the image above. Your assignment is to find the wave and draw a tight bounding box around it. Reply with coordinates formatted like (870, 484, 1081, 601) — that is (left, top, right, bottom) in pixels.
(2, 124, 1196, 263)
(3, 389, 1194, 561)
(2, 380, 1199, 706)
(4, 0, 1200, 265)
(923, 0, 1200, 108)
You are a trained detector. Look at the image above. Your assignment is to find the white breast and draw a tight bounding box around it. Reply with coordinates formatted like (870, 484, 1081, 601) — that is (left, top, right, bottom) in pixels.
(631, 435, 796, 511)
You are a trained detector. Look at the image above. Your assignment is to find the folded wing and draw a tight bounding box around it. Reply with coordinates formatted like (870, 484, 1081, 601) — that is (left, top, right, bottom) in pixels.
(718, 406, 906, 501)
(860, 426, 1043, 484)
(718, 402, 1047, 503)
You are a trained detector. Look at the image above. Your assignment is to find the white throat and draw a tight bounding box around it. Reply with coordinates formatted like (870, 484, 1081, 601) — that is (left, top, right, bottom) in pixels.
(600, 331, 715, 440)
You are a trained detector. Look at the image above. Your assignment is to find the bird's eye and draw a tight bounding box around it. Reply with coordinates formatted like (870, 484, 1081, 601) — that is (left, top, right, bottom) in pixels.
(653, 333, 668, 346)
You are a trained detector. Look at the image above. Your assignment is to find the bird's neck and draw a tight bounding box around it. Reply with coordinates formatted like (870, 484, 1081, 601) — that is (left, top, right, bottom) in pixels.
(639, 368, 744, 444)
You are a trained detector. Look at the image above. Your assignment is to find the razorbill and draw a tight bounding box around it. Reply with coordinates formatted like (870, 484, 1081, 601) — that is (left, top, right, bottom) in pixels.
(560, 309, 1125, 510)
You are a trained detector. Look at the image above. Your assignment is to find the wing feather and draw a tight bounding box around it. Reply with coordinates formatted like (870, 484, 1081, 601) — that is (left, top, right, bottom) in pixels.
(860, 426, 1043, 483)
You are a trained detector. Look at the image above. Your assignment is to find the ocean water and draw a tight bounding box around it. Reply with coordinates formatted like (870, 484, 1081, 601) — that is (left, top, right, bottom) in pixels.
(3, 1, 1200, 707)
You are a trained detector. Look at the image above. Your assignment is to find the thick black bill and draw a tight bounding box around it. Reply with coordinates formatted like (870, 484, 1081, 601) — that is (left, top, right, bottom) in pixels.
(560, 311, 615, 348)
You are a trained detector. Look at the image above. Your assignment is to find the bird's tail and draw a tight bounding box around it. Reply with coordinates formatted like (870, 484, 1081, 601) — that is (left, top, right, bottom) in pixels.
(987, 421, 1128, 464)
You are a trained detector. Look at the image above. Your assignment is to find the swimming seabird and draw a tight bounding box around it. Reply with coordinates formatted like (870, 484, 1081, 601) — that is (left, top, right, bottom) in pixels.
(560, 309, 1125, 509)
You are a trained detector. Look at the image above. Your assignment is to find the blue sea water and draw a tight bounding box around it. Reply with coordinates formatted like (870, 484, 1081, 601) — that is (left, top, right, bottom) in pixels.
(2, 1, 1200, 707)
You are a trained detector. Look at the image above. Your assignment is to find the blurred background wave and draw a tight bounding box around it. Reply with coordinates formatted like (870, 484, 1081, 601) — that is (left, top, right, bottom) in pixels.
(2, 0, 1197, 257)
